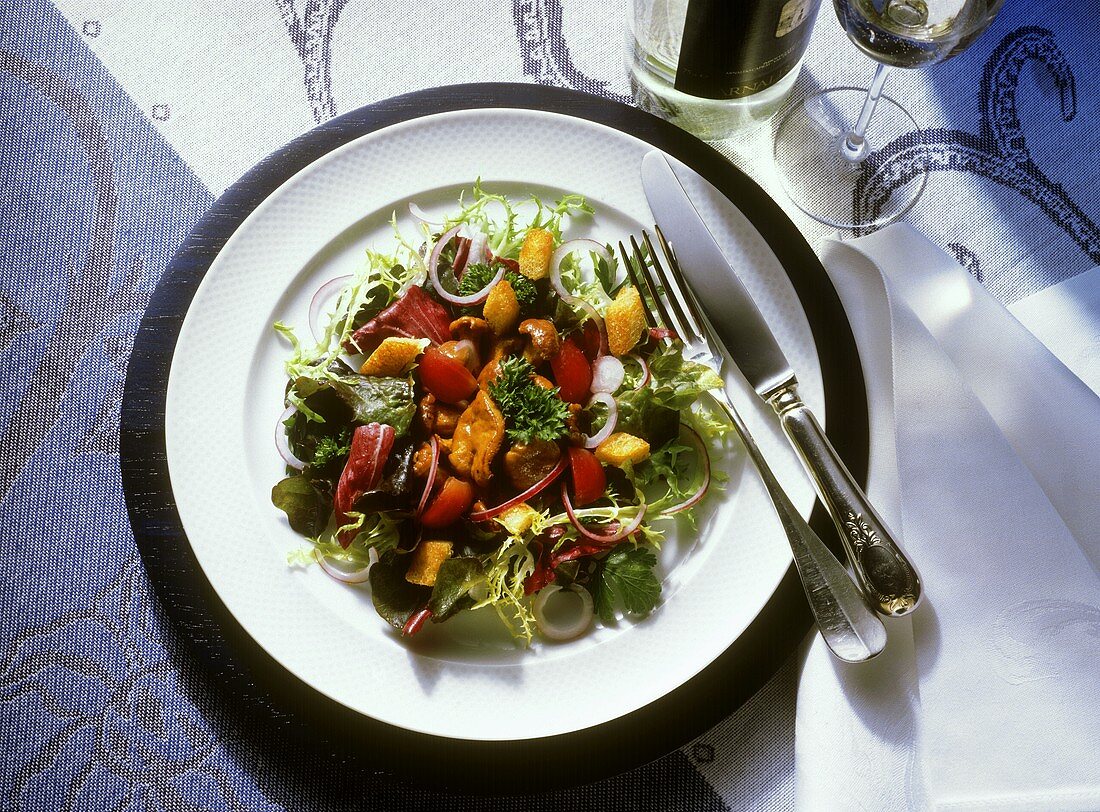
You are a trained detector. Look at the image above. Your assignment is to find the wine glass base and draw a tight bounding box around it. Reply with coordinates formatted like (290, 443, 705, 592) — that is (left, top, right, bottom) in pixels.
(773, 87, 926, 231)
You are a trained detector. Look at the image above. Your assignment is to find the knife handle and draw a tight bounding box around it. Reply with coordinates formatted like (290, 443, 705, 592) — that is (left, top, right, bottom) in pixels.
(713, 396, 886, 662)
(769, 385, 922, 617)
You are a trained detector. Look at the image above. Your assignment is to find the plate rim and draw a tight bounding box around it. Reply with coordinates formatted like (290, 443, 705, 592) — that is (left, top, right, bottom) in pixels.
(120, 82, 868, 793)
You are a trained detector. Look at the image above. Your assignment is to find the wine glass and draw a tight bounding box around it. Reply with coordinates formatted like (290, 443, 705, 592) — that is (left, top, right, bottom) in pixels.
(773, 0, 1005, 230)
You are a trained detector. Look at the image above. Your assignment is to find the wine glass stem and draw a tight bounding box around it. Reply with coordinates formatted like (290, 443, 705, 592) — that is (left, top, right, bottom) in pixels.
(840, 63, 893, 163)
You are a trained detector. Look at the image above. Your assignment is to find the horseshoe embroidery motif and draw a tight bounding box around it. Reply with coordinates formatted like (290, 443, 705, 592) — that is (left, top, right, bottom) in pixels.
(854, 27, 1100, 268)
(275, 0, 351, 123)
(511, 0, 632, 104)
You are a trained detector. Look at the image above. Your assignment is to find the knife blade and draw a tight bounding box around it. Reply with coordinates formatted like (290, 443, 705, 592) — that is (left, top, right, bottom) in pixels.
(640, 150, 796, 400)
(641, 149, 922, 617)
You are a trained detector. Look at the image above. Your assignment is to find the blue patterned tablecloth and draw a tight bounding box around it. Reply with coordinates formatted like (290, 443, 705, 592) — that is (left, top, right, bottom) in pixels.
(2, 0, 1096, 808)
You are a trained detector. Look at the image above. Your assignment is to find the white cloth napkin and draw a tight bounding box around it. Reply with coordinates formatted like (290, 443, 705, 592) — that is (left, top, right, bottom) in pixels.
(794, 224, 1100, 812)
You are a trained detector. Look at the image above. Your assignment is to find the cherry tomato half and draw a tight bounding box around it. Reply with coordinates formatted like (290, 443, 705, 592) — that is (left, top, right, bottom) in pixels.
(420, 346, 478, 404)
(420, 476, 476, 528)
(550, 337, 592, 404)
(567, 447, 606, 507)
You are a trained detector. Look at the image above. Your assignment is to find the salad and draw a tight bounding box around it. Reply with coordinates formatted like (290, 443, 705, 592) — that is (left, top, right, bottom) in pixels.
(272, 185, 732, 644)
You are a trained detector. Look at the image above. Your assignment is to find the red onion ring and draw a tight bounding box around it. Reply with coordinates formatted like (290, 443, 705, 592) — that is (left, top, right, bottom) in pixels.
(627, 353, 650, 390)
(533, 584, 594, 641)
(551, 239, 612, 277)
(464, 232, 488, 273)
(590, 355, 625, 394)
(415, 435, 441, 517)
(583, 392, 618, 449)
(660, 424, 711, 515)
(550, 239, 611, 353)
(560, 481, 647, 542)
(468, 456, 568, 522)
(309, 275, 353, 343)
(407, 201, 441, 226)
(428, 225, 504, 305)
(276, 405, 306, 471)
(315, 549, 371, 584)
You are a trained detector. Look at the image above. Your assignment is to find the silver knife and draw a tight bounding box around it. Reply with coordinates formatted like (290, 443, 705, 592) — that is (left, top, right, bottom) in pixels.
(641, 150, 922, 617)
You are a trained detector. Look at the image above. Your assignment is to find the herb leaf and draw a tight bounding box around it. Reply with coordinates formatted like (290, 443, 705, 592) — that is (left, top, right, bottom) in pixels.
(594, 244, 621, 297)
(487, 357, 571, 444)
(591, 546, 661, 624)
(312, 428, 351, 467)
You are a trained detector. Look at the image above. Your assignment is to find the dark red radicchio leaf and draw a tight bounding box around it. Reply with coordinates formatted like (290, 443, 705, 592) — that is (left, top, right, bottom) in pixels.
(522, 523, 626, 595)
(523, 526, 566, 595)
(452, 236, 471, 279)
(488, 252, 520, 273)
(334, 422, 395, 547)
(524, 543, 558, 596)
(343, 286, 451, 354)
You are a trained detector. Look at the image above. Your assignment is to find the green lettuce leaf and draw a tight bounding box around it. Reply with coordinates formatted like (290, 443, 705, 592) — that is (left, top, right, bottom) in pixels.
(271, 476, 329, 536)
(617, 341, 725, 447)
(369, 553, 429, 629)
(291, 374, 415, 436)
(616, 387, 680, 448)
(646, 342, 724, 409)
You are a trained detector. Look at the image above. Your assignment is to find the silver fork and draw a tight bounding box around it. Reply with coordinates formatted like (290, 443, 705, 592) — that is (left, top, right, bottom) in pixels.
(619, 231, 887, 663)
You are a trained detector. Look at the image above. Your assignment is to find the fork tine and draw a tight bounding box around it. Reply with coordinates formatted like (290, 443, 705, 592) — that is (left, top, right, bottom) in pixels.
(617, 241, 658, 330)
(629, 235, 678, 334)
(652, 224, 712, 343)
(641, 229, 700, 341)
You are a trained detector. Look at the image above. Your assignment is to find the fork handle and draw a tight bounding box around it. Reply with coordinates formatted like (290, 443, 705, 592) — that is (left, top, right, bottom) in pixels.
(714, 398, 886, 662)
(769, 385, 922, 617)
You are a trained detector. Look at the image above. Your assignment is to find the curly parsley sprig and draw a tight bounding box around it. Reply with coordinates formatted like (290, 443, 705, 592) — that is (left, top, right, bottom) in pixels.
(488, 357, 571, 444)
(458, 263, 538, 312)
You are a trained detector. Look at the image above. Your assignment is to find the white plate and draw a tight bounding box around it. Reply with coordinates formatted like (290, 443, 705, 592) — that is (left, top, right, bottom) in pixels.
(165, 108, 824, 742)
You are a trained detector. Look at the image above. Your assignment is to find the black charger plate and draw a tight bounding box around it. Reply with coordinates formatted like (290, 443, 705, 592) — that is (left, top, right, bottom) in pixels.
(120, 83, 868, 793)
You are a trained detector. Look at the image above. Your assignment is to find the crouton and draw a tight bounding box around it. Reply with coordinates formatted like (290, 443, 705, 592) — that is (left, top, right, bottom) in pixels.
(605, 286, 646, 357)
(595, 432, 651, 466)
(360, 336, 427, 376)
(483, 279, 520, 335)
(518, 228, 554, 279)
(405, 540, 453, 587)
(496, 503, 539, 536)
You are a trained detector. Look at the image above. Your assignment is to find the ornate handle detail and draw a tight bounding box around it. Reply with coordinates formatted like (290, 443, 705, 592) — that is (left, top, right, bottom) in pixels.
(713, 397, 886, 662)
(769, 385, 922, 617)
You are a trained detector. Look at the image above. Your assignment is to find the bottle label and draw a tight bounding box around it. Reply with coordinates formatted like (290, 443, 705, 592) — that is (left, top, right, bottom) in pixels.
(674, 0, 822, 100)
(776, 0, 814, 37)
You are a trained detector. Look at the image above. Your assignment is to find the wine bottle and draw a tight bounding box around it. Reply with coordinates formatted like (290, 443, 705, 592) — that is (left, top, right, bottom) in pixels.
(628, 0, 822, 138)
